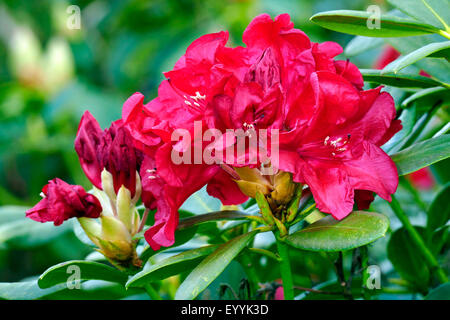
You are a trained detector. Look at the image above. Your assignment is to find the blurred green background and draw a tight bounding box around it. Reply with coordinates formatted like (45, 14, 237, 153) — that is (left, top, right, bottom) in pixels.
(2, 0, 446, 299)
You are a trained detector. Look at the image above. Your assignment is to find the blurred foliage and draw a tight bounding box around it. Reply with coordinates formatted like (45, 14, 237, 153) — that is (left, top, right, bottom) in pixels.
(0, 0, 447, 300)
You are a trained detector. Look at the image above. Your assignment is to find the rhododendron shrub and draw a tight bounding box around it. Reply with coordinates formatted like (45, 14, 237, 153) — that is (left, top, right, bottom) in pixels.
(18, 6, 450, 301)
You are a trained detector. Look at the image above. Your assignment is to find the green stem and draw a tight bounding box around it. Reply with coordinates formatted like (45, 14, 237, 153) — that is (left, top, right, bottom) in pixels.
(275, 235, 294, 300)
(239, 253, 260, 298)
(389, 195, 448, 284)
(399, 176, 428, 212)
(143, 284, 162, 300)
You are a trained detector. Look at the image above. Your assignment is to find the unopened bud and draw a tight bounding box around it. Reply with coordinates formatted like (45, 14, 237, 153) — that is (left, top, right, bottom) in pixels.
(101, 169, 116, 201)
(78, 217, 101, 247)
(117, 186, 133, 232)
(235, 180, 272, 198)
(132, 171, 142, 204)
(235, 167, 272, 198)
(99, 216, 134, 261)
(271, 171, 296, 205)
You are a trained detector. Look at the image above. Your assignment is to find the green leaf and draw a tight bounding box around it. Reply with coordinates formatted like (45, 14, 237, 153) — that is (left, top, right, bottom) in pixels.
(401, 87, 450, 108)
(383, 105, 417, 153)
(174, 230, 259, 300)
(359, 69, 446, 88)
(127, 245, 219, 287)
(177, 210, 262, 230)
(383, 41, 450, 74)
(386, 35, 450, 83)
(387, 0, 450, 30)
(0, 206, 29, 224)
(285, 211, 389, 252)
(310, 10, 441, 37)
(0, 217, 72, 250)
(391, 134, 450, 175)
(38, 260, 128, 289)
(139, 224, 199, 263)
(427, 182, 450, 233)
(0, 280, 66, 300)
(180, 187, 221, 214)
(344, 36, 385, 57)
(388, 227, 430, 291)
(425, 282, 450, 300)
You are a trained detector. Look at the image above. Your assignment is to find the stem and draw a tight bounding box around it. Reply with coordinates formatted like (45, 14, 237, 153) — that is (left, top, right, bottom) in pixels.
(275, 235, 294, 300)
(248, 247, 281, 261)
(399, 176, 428, 212)
(143, 283, 162, 300)
(389, 195, 448, 284)
(290, 203, 316, 226)
(239, 253, 260, 298)
(137, 208, 150, 233)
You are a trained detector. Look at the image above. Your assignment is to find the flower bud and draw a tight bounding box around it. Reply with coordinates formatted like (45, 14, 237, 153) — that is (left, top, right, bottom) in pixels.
(101, 169, 116, 201)
(77, 217, 102, 247)
(99, 216, 134, 262)
(271, 171, 297, 205)
(234, 167, 272, 198)
(116, 185, 134, 232)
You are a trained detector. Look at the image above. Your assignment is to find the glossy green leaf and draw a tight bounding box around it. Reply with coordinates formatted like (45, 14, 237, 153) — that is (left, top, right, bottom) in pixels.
(0, 280, 66, 300)
(285, 211, 389, 252)
(383, 41, 450, 74)
(310, 10, 441, 37)
(401, 87, 450, 108)
(175, 230, 259, 300)
(127, 245, 219, 287)
(427, 182, 450, 233)
(391, 134, 450, 175)
(425, 282, 450, 300)
(177, 210, 262, 230)
(387, 0, 450, 30)
(359, 69, 446, 88)
(386, 35, 450, 83)
(38, 260, 127, 289)
(388, 227, 430, 291)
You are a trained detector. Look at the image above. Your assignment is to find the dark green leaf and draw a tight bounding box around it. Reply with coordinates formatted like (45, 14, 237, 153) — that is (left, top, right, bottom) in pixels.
(174, 230, 259, 300)
(425, 282, 450, 300)
(383, 41, 450, 74)
(310, 10, 441, 37)
(38, 260, 127, 289)
(177, 210, 261, 231)
(359, 69, 446, 88)
(391, 134, 450, 175)
(285, 211, 389, 252)
(127, 245, 219, 287)
(427, 182, 450, 233)
(388, 227, 430, 291)
(401, 87, 450, 108)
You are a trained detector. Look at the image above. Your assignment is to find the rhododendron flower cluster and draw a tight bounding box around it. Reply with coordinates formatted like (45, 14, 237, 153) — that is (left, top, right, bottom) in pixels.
(26, 13, 401, 259)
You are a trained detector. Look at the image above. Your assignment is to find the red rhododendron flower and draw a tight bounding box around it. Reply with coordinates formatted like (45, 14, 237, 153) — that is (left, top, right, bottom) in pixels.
(26, 178, 102, 226)
(407, 167, 435, 190)
(123, 13, 402, 247)
(74, 111, 143, 197)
